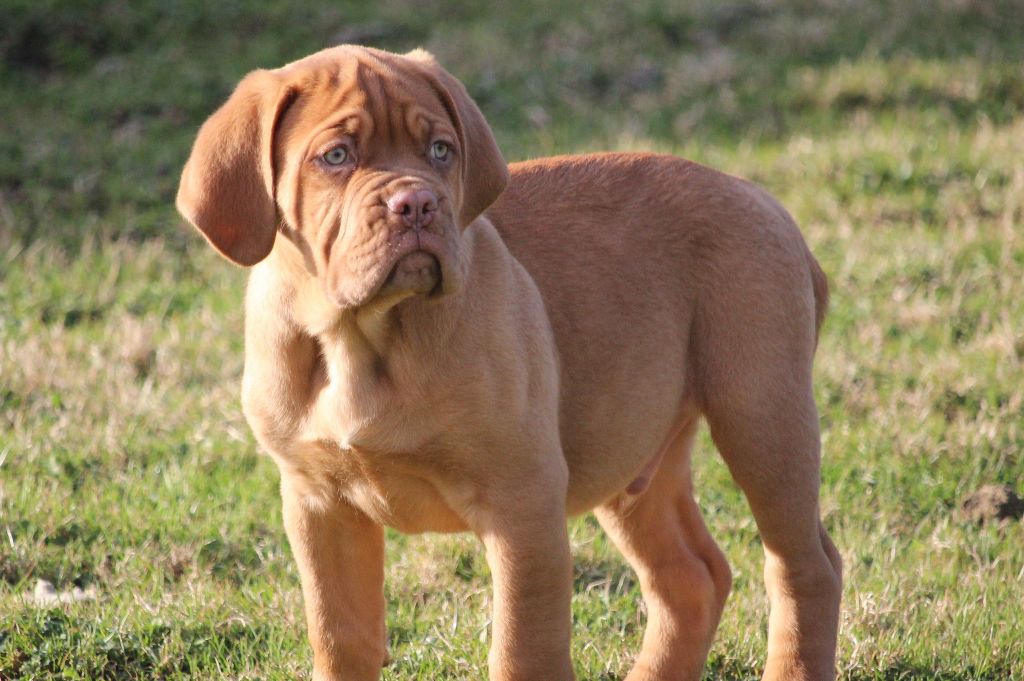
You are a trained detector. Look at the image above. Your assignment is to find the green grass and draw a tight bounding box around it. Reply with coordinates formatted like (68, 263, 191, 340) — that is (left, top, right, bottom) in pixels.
(2, 1, 1023, 679)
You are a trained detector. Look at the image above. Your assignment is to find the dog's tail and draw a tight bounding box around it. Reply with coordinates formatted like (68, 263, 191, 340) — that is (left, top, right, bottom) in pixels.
(807, 251, 829, 349)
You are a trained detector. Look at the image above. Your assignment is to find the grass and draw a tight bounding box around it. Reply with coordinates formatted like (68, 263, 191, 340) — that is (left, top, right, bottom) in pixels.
(2, 1, 1023, 678)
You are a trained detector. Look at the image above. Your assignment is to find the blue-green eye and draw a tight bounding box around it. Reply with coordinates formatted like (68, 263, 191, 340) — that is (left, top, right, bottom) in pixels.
(322, 146, 348, 165)
(430, 141, 450, 160)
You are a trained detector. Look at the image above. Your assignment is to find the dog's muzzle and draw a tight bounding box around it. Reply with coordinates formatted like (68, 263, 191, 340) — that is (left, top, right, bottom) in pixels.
(380, 250, 441, 297)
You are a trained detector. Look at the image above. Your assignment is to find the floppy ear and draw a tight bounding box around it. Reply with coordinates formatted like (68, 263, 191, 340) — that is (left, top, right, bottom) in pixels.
(406, 49, 510, 226)
(176, 70, 295, 266)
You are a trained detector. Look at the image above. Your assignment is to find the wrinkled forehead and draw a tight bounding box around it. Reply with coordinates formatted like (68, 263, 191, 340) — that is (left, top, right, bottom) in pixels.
(277, 48, 458, 150)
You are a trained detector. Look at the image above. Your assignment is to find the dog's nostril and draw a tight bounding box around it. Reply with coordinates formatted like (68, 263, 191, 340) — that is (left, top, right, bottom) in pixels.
(387, 194, 410, 215)
(388, 189, 439, 223)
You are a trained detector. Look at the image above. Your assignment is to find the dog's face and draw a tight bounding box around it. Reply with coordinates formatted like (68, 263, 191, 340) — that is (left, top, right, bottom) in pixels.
(177, 46, 509, 309)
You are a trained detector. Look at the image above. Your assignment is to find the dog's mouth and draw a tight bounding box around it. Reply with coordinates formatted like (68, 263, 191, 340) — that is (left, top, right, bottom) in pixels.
(327, 228, 454, 310)
(378, 250, 443, 298)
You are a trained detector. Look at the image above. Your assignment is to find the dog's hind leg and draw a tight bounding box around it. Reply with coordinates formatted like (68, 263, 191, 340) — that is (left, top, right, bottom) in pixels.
(595, 414, 732, 681)
(695, 253, 842, 681)
(702, 381, 842, 681)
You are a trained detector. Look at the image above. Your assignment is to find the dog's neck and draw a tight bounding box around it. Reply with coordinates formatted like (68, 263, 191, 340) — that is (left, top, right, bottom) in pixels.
(269, 236, 467, 403)
(273, 230, 457, 342)
(331, 291, 463, 380)
(350, 287, 446, 357)
(317, 285, 468, 452)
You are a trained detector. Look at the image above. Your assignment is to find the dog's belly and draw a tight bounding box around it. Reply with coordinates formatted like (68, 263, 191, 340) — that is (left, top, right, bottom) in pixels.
(561, 412, 685, 514)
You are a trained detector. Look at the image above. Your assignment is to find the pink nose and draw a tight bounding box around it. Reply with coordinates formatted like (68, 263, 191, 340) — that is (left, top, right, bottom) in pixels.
(387, 188, 438, 229)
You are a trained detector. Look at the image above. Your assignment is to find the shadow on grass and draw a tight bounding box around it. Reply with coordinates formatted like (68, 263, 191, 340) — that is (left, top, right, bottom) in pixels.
(699, 660, 1016, 681)
(844, 663, 1016, 681)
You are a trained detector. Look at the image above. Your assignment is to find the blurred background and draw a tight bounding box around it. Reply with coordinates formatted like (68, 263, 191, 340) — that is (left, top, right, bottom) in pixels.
(2, 1, 1022, 679)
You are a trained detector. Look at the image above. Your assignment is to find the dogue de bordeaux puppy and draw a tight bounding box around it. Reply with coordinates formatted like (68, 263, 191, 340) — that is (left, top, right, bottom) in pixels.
(177, 45, 842, 681)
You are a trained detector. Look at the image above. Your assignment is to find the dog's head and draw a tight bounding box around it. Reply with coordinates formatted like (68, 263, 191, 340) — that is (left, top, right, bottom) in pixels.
(176, 46, 508, 308)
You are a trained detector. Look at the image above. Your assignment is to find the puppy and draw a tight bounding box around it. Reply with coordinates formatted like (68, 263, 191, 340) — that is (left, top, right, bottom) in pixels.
(177, 45, 842, 681)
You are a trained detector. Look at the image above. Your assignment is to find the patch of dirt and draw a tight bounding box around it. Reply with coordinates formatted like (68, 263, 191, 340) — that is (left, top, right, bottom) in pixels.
(960, 484, 1024, 526)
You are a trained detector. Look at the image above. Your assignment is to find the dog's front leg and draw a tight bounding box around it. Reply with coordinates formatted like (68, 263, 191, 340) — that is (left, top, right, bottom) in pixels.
(281, 477, 387, 681)
(475, 467, 575, 681)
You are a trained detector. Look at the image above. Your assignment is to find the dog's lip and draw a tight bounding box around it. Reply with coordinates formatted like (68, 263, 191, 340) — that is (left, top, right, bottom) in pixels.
(385, 246, 439, 277)
(376, 230, 447, 297)
(408, 229, 445, 260)
(326, 229, 451, 309)
(412, 232, 449, 297)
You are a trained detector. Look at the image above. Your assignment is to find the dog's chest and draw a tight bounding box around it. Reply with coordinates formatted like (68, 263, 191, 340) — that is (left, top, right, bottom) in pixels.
(335, 450, 470, 534)
(277, 396, 472, 534)
(286, 437, 470, 534)
(246, 309, 483, 533)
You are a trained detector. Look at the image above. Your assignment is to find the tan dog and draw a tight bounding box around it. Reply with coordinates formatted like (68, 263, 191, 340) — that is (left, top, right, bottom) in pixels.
(177, 46, 842, 681)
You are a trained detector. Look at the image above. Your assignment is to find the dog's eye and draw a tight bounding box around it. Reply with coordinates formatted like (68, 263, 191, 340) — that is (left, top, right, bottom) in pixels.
(430, 141, 450, 161)
(322, 146, 349, 166)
